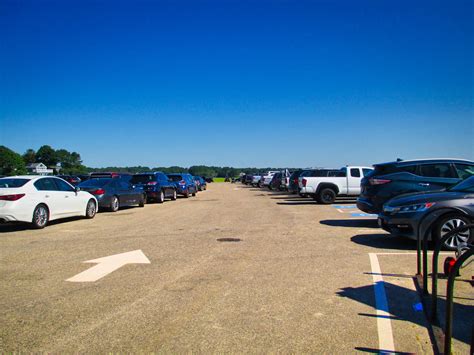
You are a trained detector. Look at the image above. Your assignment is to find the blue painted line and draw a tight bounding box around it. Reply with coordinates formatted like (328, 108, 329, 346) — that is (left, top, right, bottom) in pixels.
(351, 213, 378, 217)
(332, 205, 357, 209)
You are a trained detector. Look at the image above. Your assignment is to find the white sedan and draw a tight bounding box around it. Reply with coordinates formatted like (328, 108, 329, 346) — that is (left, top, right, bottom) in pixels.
(0, 175, 98, 229)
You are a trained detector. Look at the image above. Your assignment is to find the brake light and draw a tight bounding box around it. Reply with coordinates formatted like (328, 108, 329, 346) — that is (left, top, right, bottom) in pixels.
(147, 181, 158, 185)
(302, 178, 307, 187)
(0, 193, 25, 201)
(179, 180, 186, 185)
(369, 178, 392, 185)
(92, 189, 105, 195)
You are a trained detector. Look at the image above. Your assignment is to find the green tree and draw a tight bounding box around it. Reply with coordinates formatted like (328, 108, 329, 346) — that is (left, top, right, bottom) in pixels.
(35, 145, 57, 167)
(22, 149, 36, 164)
(0, 146, 27, 176)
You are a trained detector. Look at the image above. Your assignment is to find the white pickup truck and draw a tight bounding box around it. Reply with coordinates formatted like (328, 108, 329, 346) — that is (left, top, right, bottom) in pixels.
(298, 166, 373, 204)
(261, 171, 279, 187)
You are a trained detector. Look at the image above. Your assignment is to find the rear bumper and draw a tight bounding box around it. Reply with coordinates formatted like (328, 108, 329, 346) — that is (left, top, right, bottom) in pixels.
(357, 197, 379, 214)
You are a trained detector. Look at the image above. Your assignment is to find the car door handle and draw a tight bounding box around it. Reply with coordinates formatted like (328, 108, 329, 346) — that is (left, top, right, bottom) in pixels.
(418, 183, 430, 186)
(65, 195, 69, 198)
(45, 195, 50, 198)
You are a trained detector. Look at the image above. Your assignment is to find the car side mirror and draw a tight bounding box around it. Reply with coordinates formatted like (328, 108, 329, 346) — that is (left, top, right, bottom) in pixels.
(75, 186, 81, 192)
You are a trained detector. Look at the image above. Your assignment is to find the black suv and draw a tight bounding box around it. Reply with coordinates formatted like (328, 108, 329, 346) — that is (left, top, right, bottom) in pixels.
(130, 172, 177, 203)
(357, 159, 474, 214)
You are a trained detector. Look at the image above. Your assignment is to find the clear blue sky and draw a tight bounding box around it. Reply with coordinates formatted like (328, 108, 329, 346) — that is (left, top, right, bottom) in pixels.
(1, 0, 472, 168)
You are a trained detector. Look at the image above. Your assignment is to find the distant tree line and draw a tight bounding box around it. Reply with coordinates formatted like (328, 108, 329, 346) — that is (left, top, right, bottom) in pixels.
(0, 145, 291, 177)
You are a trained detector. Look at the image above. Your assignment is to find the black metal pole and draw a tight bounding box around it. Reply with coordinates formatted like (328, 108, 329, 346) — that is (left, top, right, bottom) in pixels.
(444, 248, 473, 355)
(423, 228, 430, 295)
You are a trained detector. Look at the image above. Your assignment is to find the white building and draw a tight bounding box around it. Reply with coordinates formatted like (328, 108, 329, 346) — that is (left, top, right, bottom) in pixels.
(26, 163, 54, 175)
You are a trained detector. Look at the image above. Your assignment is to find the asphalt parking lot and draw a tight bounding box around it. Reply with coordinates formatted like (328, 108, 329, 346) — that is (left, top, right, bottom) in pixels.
(0, 183, 472, 353)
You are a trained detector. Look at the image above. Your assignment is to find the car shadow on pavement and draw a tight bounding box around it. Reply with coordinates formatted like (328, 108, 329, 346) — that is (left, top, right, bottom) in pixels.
(0, 217, 84, 233)
(277, 201, 318, 205)
(320, 219, 379, 228)
(351, 233, 417, 250)
(338, 282, 473, 349)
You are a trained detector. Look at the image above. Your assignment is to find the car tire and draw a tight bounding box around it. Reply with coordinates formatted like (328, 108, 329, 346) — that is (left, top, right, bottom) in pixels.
(433, 213, 471, 250)
(192, 189, 196, 197)
(85, 199, 97, 218)
(157, 190, 165, 204)
(184, 192, 189, 198)
(171, 189, 177, 201)
(32, 204, 49, 229)
(317, 188, 336, 204)
(139, 194, 146, 207)
(110, 196, 120, 212)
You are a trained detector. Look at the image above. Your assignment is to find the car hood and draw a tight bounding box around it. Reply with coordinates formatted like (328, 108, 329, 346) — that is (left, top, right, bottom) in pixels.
(386, 190, 469, 207)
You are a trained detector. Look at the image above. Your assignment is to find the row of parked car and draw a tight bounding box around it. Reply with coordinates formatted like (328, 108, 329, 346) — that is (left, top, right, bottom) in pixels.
(241, 158, 474, 250)
(0, 171, 209, 229)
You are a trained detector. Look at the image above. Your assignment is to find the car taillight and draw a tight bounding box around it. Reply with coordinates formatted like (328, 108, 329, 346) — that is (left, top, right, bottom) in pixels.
(179, 180, 186, 185)
(0, 193, 25, 201)
(147, 181, 158, 185)
(369, 178, 392, 185)
(302, 178, 307, 187)
(92, 189, 105, 195)
(293, 178, 298, 183)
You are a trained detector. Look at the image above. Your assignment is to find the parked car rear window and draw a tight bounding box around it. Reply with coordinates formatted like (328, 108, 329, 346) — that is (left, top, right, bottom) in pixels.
(168, 175, 183, 182)
(130, 175, 154, 184)
(34, 178, 58, 191)
(350, 168, 360, 177)
(362, 168, 373, 177)
(374, 164, 416, 175)
(78, 179, 110, 188)
(454, 164, 474, 179)
(418, 164, 456, 178)
(0, 178, 29, 188)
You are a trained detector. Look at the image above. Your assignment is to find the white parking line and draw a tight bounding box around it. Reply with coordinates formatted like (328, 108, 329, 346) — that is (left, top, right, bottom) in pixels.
(369, 253, 395, 352)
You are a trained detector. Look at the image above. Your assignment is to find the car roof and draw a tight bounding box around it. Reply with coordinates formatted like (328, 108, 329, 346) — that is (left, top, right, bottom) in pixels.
(375, 158, 474, 167)
(1, 175, 57, 180)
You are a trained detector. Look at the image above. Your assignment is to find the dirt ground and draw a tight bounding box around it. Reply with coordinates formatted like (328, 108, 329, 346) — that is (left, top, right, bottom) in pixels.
(0, 183, 472, 353)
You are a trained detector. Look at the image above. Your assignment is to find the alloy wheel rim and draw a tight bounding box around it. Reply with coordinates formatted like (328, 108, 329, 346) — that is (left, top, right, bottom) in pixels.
(113, 198, 118, 210)
(440, 219, 470, 248)
(87, 201, 96, 216)
(35, 207, 47, 226)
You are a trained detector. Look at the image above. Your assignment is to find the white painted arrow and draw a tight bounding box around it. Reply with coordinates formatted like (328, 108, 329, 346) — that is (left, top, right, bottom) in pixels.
(66, 250, 150, 282)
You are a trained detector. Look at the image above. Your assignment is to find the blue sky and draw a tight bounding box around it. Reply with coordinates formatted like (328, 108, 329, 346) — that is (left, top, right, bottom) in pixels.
(1, 0, 472, 168)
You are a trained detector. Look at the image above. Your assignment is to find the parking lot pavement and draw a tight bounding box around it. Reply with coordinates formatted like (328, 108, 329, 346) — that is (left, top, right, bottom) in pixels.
(0, 184, 471, 352)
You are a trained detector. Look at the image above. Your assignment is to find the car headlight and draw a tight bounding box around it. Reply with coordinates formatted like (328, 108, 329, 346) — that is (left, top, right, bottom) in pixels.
(395, 202, 436, 213)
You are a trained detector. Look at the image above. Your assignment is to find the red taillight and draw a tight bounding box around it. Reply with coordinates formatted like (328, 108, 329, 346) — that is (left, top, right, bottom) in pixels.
(147, 181, 158, 185)
(179, 180, 186, 185)
(302, 178, 307, 187)
(293, 178, 298, 183)
(0, 193, 26, 201)
(369, 178, 392, 185)
(92, 189, 105, 195)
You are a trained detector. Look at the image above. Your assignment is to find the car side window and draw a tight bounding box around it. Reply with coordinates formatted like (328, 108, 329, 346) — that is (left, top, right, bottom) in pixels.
(34, 178, 58, 191)
(454, 164, 474, 179)
(418, 164, 456, 178)
(119, 181, 131, 190)
(54, 178, 75, 192)
(362, 168, 372, 177)
(350, 168, 361, 177)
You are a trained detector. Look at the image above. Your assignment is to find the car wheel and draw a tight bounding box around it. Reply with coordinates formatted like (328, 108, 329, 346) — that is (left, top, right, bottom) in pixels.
(110, 196, 120, 212)
(139, 194, 146, 207)
(85, 199, 97, 218)
(317, 188, 336, 204)
(171, 189, 177, 201)
(157, 190, 165, 203)
(184, 192, 189, 198)
(434, 214, 471, 250)
(192, 189, 196, 197)
(32, 204, 49, 229)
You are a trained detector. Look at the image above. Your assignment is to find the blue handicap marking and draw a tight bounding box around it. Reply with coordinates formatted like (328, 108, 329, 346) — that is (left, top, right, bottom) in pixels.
(332, 205, 357, 209)
(351, 213, 378, 217)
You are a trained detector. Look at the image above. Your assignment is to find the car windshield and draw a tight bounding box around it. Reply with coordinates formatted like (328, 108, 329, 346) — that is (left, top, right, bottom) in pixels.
(130, 175, 154, 184)
(78, 178, 110, 188)
(168, 175, 183, 182)
(0, 178, 30, 188)
(448, 176, 474, 192)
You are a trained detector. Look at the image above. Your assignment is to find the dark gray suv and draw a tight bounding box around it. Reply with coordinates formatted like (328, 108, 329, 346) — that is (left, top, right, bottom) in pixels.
(357, 158, 474, 214)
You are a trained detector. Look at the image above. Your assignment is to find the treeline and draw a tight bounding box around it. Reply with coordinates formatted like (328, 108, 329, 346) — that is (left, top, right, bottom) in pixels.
(0, 145, 87, 176)
(0, 145, 289, 177)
